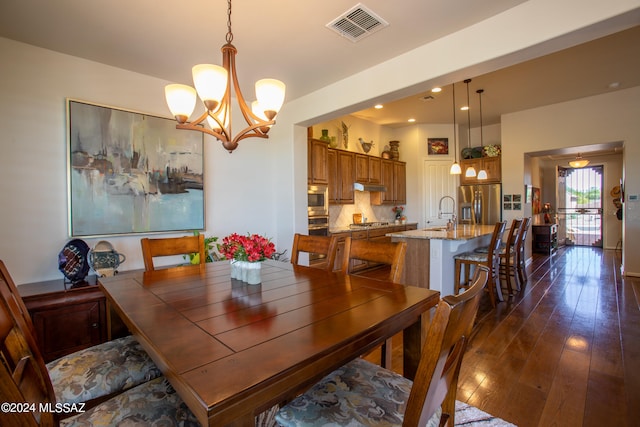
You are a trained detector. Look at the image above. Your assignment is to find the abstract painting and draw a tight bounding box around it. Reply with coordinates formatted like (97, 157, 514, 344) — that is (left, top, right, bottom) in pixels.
(67, 99, 204, 237)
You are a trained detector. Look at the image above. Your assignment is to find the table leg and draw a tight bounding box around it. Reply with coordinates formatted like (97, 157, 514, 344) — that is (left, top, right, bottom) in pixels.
(402, 317, 423, 380)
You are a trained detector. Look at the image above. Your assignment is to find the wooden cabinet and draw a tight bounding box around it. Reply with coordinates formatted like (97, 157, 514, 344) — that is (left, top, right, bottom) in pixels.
(460, 156, 501, 184)
(371, 159, 406, 205)
(532, 223, 558, 256)
(355, 154, 381, 184)
(19, 277, 109, 362)
(328, 148, 355, 204)
(307, 138, 329, 185)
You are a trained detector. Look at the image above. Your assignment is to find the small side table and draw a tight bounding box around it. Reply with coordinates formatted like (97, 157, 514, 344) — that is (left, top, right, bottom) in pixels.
(532, 223, 558, 256)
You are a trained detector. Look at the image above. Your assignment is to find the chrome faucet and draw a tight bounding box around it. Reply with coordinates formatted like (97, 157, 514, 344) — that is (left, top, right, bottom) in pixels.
(438, 196, 457, 226)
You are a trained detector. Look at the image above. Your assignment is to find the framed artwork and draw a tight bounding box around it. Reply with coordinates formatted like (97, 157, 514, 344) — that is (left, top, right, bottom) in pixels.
(67, 99, 205, 237)
(532, 187, 541, 214)
(427, 138, 449, 155)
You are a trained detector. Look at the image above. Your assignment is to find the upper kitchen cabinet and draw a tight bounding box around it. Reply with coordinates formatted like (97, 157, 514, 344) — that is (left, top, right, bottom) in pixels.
(459, 156, 501, 184)
(308, 138, 329, 185)
(328, 148, 355, 204)
(355, 154, 381, 184)
(371, 159, 406, 205)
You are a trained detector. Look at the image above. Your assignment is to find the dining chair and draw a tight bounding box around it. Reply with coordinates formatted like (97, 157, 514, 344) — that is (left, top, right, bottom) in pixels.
(275, 266, 489, 427)
(340, 237, 407, 369)
(454, 221, 506, 306)
(0, 280, 200, 427)
(290, 233, 338, 271)
(0, 260, 161, 408)
(141, 234, 205, 275)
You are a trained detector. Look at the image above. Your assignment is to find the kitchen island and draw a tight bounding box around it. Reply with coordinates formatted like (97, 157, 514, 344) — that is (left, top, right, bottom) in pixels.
(387, 224, 497, 296)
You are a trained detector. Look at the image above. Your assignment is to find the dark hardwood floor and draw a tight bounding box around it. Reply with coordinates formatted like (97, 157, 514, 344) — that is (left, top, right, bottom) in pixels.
(365, 246, 640, 426)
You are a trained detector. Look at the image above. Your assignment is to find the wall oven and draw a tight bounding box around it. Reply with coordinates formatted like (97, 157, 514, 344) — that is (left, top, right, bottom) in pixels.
(307, 215, 329, 266)
(308, 185, 328, 217)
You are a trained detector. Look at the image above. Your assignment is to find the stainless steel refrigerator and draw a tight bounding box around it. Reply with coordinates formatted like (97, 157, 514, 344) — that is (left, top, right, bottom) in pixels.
(458, 184, 502, 225)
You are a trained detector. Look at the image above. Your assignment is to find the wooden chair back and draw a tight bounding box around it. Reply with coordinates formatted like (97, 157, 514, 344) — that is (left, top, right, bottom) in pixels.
(0, 264, 57, 427)
(290, 234, 338, 271)
(0, 260, 35, 336)
(487, 221, 507, 275)
(140, 234, 205, 274)
(505, 219, 524, 250)
(340, 237, 407, 283)
(404, 265, 489, 427)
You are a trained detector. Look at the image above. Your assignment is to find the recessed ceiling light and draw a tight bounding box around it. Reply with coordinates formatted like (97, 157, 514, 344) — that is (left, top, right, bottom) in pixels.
(407, 118, 416, 123)
(431, 87, 442, 93)
(608, 82, 620, 89)
(374, 104, 383, 109)
(460, 106, 469, 111)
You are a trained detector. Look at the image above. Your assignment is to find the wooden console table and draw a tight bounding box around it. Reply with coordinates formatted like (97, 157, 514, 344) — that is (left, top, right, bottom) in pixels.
(532, 223, 558, 256)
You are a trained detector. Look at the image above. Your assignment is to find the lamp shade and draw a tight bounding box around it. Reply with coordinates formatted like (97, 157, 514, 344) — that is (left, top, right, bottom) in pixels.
(450, 162, 461, 175)
(165, 84, 197, 124)
(192, 64, 228, 111)
(569, 154, 590, 168)
(465, 166, 477, 177)
(255, 79, 286, 119)
(477, 169, 488, 180)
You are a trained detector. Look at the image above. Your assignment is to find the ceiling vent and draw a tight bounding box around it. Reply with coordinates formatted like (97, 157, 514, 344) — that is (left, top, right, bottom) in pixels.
(326, 3, 389, 42)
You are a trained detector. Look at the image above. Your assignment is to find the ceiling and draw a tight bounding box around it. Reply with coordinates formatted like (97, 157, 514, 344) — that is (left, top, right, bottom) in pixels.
(1, 1, 639, 150)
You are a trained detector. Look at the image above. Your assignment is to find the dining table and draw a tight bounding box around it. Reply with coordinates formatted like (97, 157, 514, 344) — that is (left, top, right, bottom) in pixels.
(98, 260, 440, 426)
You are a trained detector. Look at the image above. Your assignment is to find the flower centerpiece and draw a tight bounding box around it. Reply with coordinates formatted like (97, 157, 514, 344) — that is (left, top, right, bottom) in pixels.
(392, 206, 404, 220)
(218, 233, 275, 284)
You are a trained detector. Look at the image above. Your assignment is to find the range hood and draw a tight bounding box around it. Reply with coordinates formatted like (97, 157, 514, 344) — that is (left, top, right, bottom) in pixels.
(354, 182, 387, 192)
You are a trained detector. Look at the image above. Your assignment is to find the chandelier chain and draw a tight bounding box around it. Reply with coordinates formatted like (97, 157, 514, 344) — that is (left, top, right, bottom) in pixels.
(226, 0, 233, 43)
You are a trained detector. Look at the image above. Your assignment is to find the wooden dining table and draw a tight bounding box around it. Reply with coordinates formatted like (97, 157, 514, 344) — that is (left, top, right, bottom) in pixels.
(99, 260, 440, 426)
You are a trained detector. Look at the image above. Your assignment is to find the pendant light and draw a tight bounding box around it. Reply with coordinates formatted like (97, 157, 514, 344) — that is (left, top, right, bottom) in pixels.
(569, 153, 590, 168)
(463, 79, 476, 178)
(450, 82, 461, 175)
(476, 89, 488, 180)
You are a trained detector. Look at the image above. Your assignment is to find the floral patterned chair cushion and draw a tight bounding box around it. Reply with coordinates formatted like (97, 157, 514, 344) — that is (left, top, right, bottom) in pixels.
(47, 335, 162, 405)
(60, 376, 200, 427)
(275, 357, 441, 427)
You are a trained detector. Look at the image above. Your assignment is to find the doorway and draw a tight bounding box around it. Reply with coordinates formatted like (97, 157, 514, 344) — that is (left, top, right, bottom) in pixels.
(557, 165, 603, 247)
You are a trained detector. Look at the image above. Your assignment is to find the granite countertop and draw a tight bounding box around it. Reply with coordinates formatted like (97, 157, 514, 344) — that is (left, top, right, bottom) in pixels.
(329, 222, 418, 234)
(386, 224, 496, 241)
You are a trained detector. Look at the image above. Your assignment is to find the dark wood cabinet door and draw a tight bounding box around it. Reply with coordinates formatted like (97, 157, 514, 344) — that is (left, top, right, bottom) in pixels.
(394, 162, 406, 204)
(355, 154, 369, 183)
(368, 157, 381, 184)
(31, 298, 105, 362)
(308, 139, 329, 185)
(327, 149, 338, 203)
(337, 150, 355, 204)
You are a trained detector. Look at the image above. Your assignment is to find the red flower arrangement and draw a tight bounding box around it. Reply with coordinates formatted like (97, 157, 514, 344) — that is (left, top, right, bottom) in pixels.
(218, 233, 276, 262)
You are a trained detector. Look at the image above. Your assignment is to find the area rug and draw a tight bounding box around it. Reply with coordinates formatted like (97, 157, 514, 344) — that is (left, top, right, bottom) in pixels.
(257, 400, 517, 426)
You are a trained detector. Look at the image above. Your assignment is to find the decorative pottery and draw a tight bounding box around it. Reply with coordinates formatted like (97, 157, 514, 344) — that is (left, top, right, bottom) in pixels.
(389, 140, 400, 160)
(319, 129, 331, 143)
(88, 240, 126, 277)
(58, 239, 90, 284)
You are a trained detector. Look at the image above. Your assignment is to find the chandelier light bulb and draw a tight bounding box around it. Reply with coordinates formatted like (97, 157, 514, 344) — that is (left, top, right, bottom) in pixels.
(255, 79, 286, 119)
(164, 84, 197, 124)
(192, 64, 228, 111)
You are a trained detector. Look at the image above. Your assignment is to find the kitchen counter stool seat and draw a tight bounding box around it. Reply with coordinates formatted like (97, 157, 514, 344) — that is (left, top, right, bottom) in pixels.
(454, 221, 506, 306)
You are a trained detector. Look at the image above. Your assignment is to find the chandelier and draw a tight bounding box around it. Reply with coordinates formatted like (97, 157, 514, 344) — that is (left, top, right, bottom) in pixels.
(569, 153, 590, 168)
(164, 0, 286, 152)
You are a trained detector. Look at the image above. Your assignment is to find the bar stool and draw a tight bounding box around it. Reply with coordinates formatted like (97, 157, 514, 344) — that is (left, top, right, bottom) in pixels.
(498, 219, 524, 296)
(454, 222, 506, 306)
(516, 217, 532, 286)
